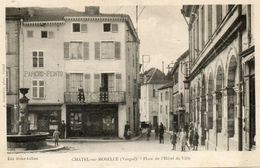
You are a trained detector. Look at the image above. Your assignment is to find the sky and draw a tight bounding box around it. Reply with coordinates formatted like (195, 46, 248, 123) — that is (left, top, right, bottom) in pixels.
(100, 6, 189, 74)
(97, 6, 189, 74)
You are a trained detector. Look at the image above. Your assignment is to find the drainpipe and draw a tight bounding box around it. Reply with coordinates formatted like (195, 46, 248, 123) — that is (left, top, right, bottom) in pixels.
(237, 5, 243, 151)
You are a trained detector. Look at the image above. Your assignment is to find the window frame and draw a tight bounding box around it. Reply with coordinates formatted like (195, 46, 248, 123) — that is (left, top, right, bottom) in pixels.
(72, 23, 81, 33)
(32, 51, 44, 68)
(69, 41, 83, 60)
(103, 23, 118, 33)
(100, 40, 116, 59)
(32, 79, 46, 99)
(41, 31, 48, 38)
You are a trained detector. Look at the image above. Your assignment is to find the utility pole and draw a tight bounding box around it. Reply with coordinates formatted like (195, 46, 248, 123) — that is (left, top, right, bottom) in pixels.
(136, 5, 138, 33)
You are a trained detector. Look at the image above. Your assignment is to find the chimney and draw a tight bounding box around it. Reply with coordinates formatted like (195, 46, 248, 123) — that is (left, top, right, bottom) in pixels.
(85, 6, 100, 15)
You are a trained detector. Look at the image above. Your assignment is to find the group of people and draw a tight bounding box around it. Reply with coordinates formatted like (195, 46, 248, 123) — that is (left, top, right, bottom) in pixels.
(171, 123, 199, 151)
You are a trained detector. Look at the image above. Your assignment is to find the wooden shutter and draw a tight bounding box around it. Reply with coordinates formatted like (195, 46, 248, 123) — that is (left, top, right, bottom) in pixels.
(81, 24, 87, 33)
(112, 24, 118, 32)
(116, 73, 122, 91)
(94, 74, 101, 92)
(115, 42, 121, 59)
(84, 74, 91, 92)
(48, 31, 54, 39)
(83, 42, 89, 60)
(95, 42, 100, 60)
(64, 42, 70, 59)
(66, 73, 70, 91)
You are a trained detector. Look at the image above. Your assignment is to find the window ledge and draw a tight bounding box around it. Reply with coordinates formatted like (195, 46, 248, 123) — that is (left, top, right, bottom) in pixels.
(32, 97, 46, 100)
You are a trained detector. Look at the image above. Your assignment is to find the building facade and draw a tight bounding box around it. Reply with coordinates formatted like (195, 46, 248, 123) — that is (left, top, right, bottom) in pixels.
(8, 6, 140, 138)
(182, 5, 255, 150)
(139, 68, 168, 128)
(158, 82, 173, 131)
(168, 50, 189, 132)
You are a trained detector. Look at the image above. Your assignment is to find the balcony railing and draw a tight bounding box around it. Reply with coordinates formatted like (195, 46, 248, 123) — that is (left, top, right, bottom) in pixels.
(64, 91, 126, 104)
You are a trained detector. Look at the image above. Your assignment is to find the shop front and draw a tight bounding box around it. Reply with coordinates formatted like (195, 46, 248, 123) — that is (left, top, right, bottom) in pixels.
(28, 105, 62, 136)
(66, 104, 118, 137)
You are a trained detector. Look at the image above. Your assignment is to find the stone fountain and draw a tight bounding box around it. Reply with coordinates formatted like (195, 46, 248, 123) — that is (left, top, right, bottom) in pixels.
(7, 88, 49, 151)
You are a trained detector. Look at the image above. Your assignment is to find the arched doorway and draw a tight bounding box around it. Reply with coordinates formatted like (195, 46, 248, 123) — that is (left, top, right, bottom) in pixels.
(216, 66, 224, 133)
(227, 56, 237, 138)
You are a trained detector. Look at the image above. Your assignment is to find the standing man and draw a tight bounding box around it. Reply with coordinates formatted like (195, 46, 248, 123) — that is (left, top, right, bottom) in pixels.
(60, 120, 66, 139)
(154, 124, 159, 140)
(193, 128, 199, 151)
(159, 122, 165, 144)
(124, 121, 130, 139)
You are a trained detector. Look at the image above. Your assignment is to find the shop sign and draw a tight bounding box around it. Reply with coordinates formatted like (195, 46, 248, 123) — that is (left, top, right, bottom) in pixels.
(24, 71, 63, 77)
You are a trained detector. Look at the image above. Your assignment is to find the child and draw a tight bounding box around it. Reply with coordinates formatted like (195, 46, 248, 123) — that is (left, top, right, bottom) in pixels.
(53, 128, 60, 146)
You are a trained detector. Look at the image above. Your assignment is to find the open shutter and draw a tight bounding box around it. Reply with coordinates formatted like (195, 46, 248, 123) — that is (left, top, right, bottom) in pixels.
(94, 74, 101, 92)
(95, 42, 100, 60)
(116, 73, 122, 91)
(66, 73, 70, 91)
(81, 24, 87, 33)
(112, 24, 118, 32)
(84, 74, 91, 92)
(64, 42, 69, 59)
(83, 42, 89, 60)
(115, 42, 121, 59)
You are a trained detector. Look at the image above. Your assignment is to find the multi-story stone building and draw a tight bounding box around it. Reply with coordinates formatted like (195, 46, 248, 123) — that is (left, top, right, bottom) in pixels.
(182, 5, 255, 150)
(139, 68, 168, 128)
(6, 8, 29, 133)
(168, 50, 189, 132)
(8, 6, 140, 138)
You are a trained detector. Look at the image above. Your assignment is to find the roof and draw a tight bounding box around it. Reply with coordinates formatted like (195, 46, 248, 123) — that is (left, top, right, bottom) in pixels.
(169, 49, 189, 74)
(158, 81, 174, 90)
(143, 68, 170, 85)
(6, 7, 139, 42)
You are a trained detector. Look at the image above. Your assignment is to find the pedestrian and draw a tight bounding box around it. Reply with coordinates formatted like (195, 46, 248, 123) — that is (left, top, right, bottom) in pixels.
(78, 85, 85, 103)
(60, 120, 66, 139)
(193, 128, 199, 151)
(124, 121, 130, 139)
(189, 128, 194, 149)
(146, 123, 151, 141)
(171, 131, 177, 150)
(159, 122, 165, 144)
(53, 128, 60, 146)
(180, 128, 186, 152)
(154, 124, 159, 140)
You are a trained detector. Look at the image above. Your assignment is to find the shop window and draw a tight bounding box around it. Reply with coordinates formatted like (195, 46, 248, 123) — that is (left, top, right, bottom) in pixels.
(70, 112, 82, 130)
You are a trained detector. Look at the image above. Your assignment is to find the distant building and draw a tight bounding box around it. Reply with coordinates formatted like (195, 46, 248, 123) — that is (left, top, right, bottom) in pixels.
(182, 5, 255, 150)
(168, 50, 189, 132)
(158, 81, 173, 131)
(6, 6, 140, 138)
(139, 68, 169, 128)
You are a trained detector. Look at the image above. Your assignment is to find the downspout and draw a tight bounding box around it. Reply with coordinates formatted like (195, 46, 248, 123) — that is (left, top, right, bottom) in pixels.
(237, 5, 243, 151)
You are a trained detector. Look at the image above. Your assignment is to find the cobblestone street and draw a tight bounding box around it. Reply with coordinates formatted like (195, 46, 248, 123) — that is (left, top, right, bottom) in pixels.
(46, 132, 204, 153)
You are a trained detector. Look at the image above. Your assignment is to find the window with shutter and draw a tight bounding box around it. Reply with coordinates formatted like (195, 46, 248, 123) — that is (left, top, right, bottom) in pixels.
(41, 31, 48, 38)
(95, 42, 100, 60)
(101, 41, 114, 59)
(83, 42, 89, 60)
(81, 24, 87, 33)
(116, 73, 122, 91)
(94, 74, 101, 92)
(115, 42, 121, 59)
(84, 74, 91, 92)
(64, 42, 70, 59)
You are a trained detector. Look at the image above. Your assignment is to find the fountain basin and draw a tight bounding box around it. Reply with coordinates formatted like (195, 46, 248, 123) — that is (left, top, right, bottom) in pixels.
(7, 132, 49, 150)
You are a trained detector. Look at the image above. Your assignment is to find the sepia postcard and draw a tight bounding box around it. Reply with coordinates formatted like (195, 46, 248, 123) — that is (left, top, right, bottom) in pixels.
(1, 0, 259, 167)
